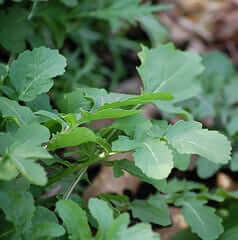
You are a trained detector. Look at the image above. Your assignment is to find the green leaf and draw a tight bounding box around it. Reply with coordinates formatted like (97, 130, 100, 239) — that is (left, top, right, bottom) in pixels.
(219, 226, 238, 240)
(7, 123, 51, 185)
(98, 92, 173, 110)
(196, 157, 221, 179)
(224, 76, 238, 105)
(120, 223, 160, 240)
(201, 51, 234, 94)
(57, 89, 91, 113)
(131, 194, 170, 226)
(172, 229, 199, 240)
(112, 113, 152, 137)
(89, 198, 114, 239)
(105, 213, 129, 240)
(82, 87, 132, 112)
(9, 47, 67, 101)
(24, 206, 65, 240)
(175, 197, 223, 240)
(104, 211, 160, 240)
(230, 152, 238, 171)
(34, 110, 67, 129)
(226, 114, 238, 136)
(147, 120, 169, 138)
(0, 179, 35, 232)
(166, 121, 231, 164)
(160, 178, 206, 194)
(0, 158, 18, 181)
(26, 94, 55, 112)
(0, 63, 8, 81)
(173, 150, 190, 171)
(82, 0, 172, 31)
(112, 136, 139, 152)
(80, 108, 141, 123)
(112, 159, 167, 192)
(48, 127, 97, 151)
(134, 139, 173, 179)
(0, 97, 36, 126)
(137, 44, 204, 101)
(0, 124, 51, 185)
(0, 7, 33, 53)
(56, 199, 92, 240)
(60, 0, 78, 7)
(139, 15, 169, 46)
(137, 44, 203, 117)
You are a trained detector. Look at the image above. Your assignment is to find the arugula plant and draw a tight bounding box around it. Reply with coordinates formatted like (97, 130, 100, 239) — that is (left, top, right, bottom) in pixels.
(0, 1, 235, 240)
(0, 0, 170, 91)
(0, 42, 232, 240)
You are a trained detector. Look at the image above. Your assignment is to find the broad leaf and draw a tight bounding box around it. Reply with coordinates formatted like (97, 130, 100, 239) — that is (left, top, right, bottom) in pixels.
(196, 157, 221, 179)
(137, 44, 204, 117)
(24, 207, 65, 240)
(112, 136, 139, 152)
(56, 199, 92, 240)
(160, 178, 206, 194)
(57, 89, 91, 113)
(48, 127, 97, 151)
(0, 7, 32, 53)
(2, 123, 51, 185)
(166, 121, 231, 164)
(201, 51, 234, 94)
(26, 94, 55, 112)
(219, 226, 238, 240)
(133, 139, 173, 179)
(0, 97, 36, 126)
(139, 15, 169, 46)
(137, 44, 204, 101)
(9, 47, 67, 101)
(105, 213, 129, 240)
(230, 152, 238, 171)
(105, 212, 159, 240)
(112, 159, 167, 192)
(112, 114, 152, 136)
(173, 150, 190, 171)
(175, 197, 223, 240)
(119, 223, 160, 240)
(131, 194, 170, 226)
(89, 198, 114, 239)
(0, 179, 35, 233)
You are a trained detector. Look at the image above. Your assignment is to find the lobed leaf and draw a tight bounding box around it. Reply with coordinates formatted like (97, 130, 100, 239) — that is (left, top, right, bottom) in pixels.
(9, 47, 67, 101)
(56, 199, 92, 240)
(166, 121, 231, 164)
(175, 197, 224, 240)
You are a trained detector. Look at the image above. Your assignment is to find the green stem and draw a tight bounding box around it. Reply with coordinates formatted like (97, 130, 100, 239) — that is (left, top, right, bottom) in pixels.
(47, 156, 103, 186)
(28, 0, 39, 20)
(63, 167, 87, 200)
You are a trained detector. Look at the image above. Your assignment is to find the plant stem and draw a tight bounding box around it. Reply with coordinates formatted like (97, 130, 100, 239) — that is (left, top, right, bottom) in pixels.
(28, 0, 39, 20)
(47, 156, 103, 186)
(63, 167, 87, 200)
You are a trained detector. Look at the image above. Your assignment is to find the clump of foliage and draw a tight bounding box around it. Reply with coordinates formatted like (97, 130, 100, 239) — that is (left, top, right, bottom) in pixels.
(0, 1, 237, 240)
